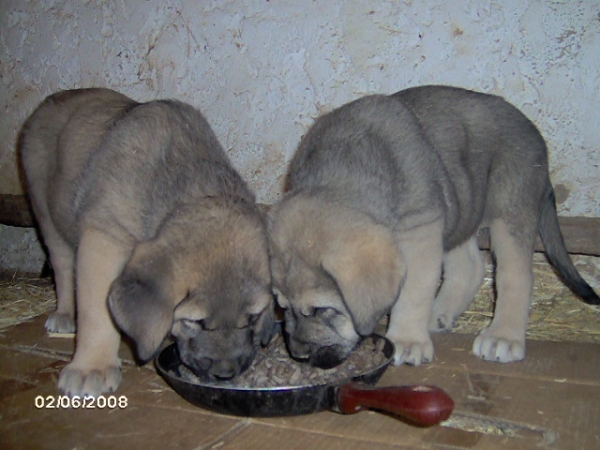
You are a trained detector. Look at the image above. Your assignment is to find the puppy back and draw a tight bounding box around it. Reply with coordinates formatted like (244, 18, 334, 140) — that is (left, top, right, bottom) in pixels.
(73, 98, 255, 242)
(19, 88, 138, 245)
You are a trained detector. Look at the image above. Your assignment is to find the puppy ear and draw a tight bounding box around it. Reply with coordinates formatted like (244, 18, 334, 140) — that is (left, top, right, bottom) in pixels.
(322, 223, 405, 336)
(258, 296, 276, 346)
(108, 262, 175, 363)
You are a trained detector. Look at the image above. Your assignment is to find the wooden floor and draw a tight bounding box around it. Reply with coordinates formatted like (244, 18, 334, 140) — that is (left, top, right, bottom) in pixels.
(1, 315, 599, 449)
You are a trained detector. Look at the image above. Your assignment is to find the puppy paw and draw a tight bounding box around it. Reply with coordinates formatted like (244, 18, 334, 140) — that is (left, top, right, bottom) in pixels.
(58, 361, 121, 398)
(388, 337, 434, 366)
(429, 313, 453, 332)
(45, 312, 76, 334)
(472, 332, 525, 363)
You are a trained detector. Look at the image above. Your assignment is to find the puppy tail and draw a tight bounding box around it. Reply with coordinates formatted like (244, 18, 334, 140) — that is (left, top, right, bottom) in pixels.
(539, 185, 600, 305)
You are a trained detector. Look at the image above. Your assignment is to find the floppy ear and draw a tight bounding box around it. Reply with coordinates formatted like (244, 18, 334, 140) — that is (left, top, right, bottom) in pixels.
(322, 223, 405, 336)
(108, 262, 176, 363)
(255, 295, 275, 346)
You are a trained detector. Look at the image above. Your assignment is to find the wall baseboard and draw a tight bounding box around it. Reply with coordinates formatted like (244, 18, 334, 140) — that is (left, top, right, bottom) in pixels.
(2, 194, 599, 256)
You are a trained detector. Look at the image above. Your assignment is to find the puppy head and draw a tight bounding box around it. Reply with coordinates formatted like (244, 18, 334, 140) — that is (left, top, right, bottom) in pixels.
(269, 195, 405, 369)
(109, 200, 274, 380)
(170, 271, 273, 381)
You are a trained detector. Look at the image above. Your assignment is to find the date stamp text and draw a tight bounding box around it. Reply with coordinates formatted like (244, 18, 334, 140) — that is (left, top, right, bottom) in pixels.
(35, 395, 128, 409)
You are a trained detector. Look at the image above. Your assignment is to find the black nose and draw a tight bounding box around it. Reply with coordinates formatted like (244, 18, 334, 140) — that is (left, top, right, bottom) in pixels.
(310, 345, 347, 369)
(210, 360, 238, 380)
(213, 372, 235, 381)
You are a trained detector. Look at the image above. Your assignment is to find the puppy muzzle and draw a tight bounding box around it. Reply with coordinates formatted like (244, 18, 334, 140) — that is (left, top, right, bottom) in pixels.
(210, 359, 241, 380)
(288, 338, 349, 369)
(287, 338, 311, 361)
(183, 352, 255, 381)
(310, 344, 348, 369)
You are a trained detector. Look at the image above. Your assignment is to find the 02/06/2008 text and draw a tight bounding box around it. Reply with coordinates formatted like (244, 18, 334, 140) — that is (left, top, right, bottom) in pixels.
(34, 395, 128, 409)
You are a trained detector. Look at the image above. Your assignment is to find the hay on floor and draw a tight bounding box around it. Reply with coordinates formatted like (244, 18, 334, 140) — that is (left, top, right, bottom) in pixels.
(0, 253, 599, 343)
(0, 275, 56, 331)
(452, 253, 600, 344)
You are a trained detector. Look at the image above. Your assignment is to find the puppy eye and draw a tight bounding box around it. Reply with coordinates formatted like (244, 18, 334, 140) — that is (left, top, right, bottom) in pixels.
(313, 307, 336, 318)
(181, 318, 207, 330)
(300, 307, 328, 318)
(299, 308, 312, 318)
(234, 312, 261, 330)
(181, 318, 196, 328)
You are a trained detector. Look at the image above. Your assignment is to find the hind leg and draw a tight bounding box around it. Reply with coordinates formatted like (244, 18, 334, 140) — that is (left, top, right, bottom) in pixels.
(34, 212, 77, 333)
(45, 240, 76, 333)
(429, 236, 485, 332)
(58, 227, 131, 397)
(473, 219, 533, 362)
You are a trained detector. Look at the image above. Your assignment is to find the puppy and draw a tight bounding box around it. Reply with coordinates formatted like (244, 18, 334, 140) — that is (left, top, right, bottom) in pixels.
(268, 85, 599, 369)
(19, 88, 273, 397)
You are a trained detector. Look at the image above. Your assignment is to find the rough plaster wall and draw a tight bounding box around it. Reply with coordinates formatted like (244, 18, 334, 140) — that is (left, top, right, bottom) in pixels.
(0, 226, 46, 273)
(1, 0, 599, 216)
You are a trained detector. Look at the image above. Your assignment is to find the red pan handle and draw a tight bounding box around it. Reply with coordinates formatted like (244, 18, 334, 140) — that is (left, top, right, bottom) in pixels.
(336, 383, 454, 427)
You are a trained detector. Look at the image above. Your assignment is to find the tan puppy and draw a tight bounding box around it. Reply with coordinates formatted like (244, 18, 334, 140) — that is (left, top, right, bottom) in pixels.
(269, 85, 599, 369)
(19, 88, 273, 397)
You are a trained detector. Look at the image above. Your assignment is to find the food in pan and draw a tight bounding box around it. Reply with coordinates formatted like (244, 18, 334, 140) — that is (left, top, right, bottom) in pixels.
(173, 333, 388, 388)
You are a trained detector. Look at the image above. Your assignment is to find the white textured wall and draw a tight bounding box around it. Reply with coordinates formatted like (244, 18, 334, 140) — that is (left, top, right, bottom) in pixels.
(1, 0, 599, 215)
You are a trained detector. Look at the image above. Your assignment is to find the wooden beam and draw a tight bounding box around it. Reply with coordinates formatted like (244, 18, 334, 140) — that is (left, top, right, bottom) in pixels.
(0, 194, 35, 227)
(2, 194, 599, 256)
(476, 216, 600, 257)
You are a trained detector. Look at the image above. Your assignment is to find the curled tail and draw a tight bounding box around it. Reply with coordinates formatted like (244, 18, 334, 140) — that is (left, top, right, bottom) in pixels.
(539, 185, 600, 304)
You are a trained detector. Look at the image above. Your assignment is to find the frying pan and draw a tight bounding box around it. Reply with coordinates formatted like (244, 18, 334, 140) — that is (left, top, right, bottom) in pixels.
(155, 335, 454, 427)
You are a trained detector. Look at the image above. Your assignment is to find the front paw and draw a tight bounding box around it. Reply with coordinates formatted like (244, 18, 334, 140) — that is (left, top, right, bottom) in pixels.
(58, 361, 122, 398)
(387, 334, 434, 366)
(45, 312, 76, 333)
(472, 330, 525, 363)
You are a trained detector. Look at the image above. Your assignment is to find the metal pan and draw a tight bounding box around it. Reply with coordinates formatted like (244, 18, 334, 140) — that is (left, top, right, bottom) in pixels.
(155, 335, 454, 426)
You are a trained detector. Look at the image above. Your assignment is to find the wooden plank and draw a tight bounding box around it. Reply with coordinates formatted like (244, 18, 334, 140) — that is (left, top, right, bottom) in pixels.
(2, 194, 599, 255)
(476, 216, 600, 256)
(0, 194, 35, 227)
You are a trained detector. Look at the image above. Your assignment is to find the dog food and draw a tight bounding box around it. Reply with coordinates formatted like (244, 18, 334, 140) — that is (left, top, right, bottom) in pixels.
(175, 334, 389, 388)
